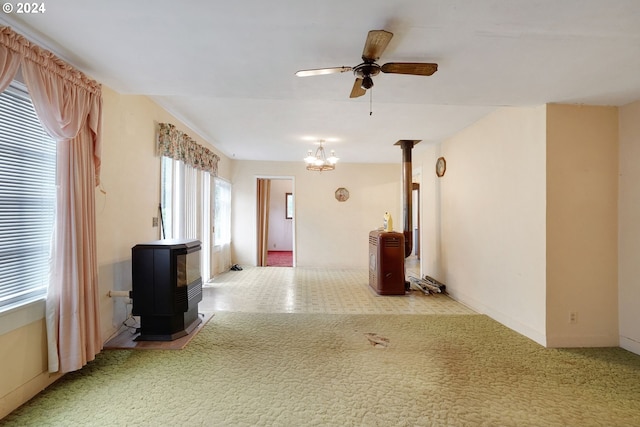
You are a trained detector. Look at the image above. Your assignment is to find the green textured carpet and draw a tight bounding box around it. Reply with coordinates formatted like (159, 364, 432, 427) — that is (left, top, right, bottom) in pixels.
(3, 313, 640, 426)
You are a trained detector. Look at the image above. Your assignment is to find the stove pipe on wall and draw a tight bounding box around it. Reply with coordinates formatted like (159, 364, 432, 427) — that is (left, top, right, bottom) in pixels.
(394, 140, 420, 258)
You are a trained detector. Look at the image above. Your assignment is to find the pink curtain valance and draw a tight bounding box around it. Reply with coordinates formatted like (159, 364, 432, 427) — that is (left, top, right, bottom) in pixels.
(0, 44, 20, 92)
(157, 122, 220, 176)
(0, 25, 103, 184)
(0, 26, 100, 94)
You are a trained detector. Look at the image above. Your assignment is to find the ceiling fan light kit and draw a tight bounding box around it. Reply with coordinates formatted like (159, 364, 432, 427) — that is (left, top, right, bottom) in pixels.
(295, 29, 438, 99)
(361, 76, 374, 90)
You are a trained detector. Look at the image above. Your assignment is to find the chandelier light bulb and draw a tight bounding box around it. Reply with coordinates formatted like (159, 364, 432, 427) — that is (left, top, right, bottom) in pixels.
(327, 150, 339, 164)
(304, 150, 316, 164)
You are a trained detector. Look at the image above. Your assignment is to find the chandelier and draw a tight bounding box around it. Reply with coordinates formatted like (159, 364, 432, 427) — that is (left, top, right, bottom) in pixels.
(304, 140, 339, 171)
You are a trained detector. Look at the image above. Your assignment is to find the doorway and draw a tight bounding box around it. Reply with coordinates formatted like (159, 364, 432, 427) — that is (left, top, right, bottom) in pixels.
(257, 177, 295, 267)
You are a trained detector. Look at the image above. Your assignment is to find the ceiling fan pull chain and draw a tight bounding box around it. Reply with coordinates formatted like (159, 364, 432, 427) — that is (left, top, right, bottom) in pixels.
(369, 88, 373, 116)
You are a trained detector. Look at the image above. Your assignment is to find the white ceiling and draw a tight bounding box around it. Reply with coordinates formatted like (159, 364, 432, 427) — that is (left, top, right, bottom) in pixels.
(3, 0, 640, 163)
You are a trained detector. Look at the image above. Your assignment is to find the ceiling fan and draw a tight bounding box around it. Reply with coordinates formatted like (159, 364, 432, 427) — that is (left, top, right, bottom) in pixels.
(295, 30, 438, 98)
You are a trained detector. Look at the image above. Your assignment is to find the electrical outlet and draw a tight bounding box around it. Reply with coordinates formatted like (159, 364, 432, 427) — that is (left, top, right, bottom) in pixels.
(569, 312, 578, 324)
(152, 217, 158, 227)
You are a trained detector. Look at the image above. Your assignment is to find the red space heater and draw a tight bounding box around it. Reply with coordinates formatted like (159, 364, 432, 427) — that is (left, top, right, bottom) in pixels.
(368, 230, 406, 295)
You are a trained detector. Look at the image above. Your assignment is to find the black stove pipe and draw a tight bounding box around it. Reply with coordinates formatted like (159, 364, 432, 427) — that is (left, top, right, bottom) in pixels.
(395, 140, 420, 258)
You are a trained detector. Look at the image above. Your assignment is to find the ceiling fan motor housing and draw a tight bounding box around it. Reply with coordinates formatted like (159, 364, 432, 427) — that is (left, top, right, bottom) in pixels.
(353, 62, 381, 78)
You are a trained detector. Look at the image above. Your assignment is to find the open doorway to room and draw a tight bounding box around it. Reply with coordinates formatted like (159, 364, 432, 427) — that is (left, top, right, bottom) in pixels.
(257, 177, 295, 267)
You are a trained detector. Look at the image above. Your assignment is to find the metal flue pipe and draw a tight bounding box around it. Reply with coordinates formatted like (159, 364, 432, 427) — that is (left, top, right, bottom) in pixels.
(394, 140, 420, 258)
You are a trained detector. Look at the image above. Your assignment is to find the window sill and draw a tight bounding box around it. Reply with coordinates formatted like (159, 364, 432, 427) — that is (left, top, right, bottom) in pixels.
(0, 297, 46, 336)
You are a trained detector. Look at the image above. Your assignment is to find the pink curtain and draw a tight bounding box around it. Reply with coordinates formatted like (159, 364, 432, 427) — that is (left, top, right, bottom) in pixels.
(1, 26, 102, 373)
(0, 45, 20, 92)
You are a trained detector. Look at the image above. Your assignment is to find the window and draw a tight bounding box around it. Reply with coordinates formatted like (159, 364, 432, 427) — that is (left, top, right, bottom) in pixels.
(286, 193, 293, 219)
(213, 178, 231, 246)
(0, 82, 56, 311)
(160, 155, 214, 280)
(160, 156, 210, 240)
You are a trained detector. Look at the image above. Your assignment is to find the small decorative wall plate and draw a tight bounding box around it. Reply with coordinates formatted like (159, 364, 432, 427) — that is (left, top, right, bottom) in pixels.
(335, 187, 349, 202)
(436, 157, 446, 177)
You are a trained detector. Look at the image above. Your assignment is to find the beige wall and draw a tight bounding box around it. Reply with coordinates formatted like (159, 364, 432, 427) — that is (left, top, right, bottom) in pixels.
(0, 86, 231, 419)
(546, 104, 619, 347)
(418, 104, 621, 348)
(0, 313, 61, 419)
(419, 106, 548, 345)
(230, 160, 401, 268)
(618, 100, 640, 354)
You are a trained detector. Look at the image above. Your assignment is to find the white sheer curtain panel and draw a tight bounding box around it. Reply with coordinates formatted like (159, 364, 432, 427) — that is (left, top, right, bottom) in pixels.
(184, 165, 200, 239)
(213, 177, 232, 276)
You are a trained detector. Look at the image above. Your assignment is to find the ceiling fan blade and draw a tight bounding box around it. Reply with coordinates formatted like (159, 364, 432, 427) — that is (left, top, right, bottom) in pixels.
(295, 66, 352, 77)
(380, 62, 438, 76)
(349, 78, 366, 98)
(362, 30, 393, 62)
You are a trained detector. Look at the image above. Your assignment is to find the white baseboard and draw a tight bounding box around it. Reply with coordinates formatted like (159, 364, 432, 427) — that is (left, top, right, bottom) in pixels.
(448, 289, 547, 347)
(546, 334, 619, 348)
(620, 336, 640, 356)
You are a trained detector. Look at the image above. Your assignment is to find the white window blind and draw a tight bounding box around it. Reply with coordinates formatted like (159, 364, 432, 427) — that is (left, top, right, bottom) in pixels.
(0, 82, 56, 311)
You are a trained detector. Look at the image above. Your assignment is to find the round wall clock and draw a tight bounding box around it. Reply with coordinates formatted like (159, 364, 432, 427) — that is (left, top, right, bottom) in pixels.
(335, 187, 349, 202)
(436, 157, 446, 177)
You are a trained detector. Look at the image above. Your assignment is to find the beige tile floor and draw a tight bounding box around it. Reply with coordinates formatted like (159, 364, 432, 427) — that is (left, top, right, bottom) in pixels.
(201, 259, 476, 315)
